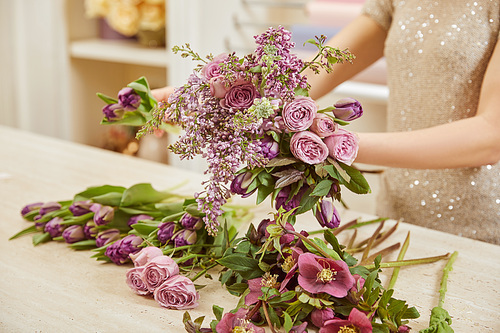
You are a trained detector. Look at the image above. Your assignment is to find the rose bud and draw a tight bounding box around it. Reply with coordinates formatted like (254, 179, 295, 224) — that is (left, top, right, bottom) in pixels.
(282, 96, 318, 132)
(128, 214, 154, 227)
(95, 228, 121, 248)
(179, 213, 203, 230)
(333, 97, 363, 121)
(311, 308, 335, 328)
(315, 198, 341, 229)
(83, 221, 98, 239)
(102, 103, 124, 121)
(290, 131, 329, 165)
(104, 234, 143, 265)
(69, 200, 93, 216)
(62, 225, 86, 244)
(173, 229, 197, 248)
(21, 202, 43, 217)
(118, 87, 141, 111)
(259, 135, 280, 160)
(310, 113, 338, 138)
(157, 221, 177, 244)
(90, 203, 115, 226)
(39, 201, 62, 216)
(230, 171, 256, 198)
(324, 128, 359, 166)
(209, 76, 230, 98)
(44, 217, 65, 238)
(129, 246, 164, 267)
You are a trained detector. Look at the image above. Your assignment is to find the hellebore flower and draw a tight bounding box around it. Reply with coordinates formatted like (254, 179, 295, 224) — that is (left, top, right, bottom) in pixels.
(333, 97, 363, 121)
(179, 213, 203, 230)
(157, 221, 177, 244)
(245, 272, 282, 306)
(311, 308, 336, 328)
(118, 87, 141, 111)
(173, 229, 197, 248)
(102, 103, 124, 121)
(44, 217, 65, 238)
(90, 203, 115, 226)
(319, 308, 372, 333)
(128, 214, 154, 227)
(69, 200, 93, 216)
(215, 308, 265, 333)
(21, 202, 43, 217)
(142, 255, 180, 292)
(315, 198, 341, 229)
(62, 225, 86, 244)
(230, 171, 256, 198)
(130, 246, 164, 267)
(95, 228, 121, 248)
(104, 234, 143, 265)
(297, 253, 355, 298)
(259, 135, 280, 160)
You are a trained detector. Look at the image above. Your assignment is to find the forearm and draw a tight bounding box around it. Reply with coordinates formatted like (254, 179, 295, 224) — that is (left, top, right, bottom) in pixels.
(356, 115, 500, 169)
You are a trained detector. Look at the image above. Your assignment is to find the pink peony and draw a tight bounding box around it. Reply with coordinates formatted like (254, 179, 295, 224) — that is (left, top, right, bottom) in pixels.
(201, 53, 228, 80)
(215, 308, 265, 333)
(290, 131, 329, 165)
(310, 113, 338, 138)
(282, 96, 317, 132)
(153, 275, 200, 310)
(129, 246, 164, 267)
(142, 255, 180, 292)
(297, 253, 355, 297)
(324, 128, 359, 166)
(125, 267, 149, 296)
(319, 308, 373, 333)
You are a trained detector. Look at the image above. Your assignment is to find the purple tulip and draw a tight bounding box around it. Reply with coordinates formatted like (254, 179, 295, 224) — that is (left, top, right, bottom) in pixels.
(118, 87, 141, 111)
(128, 214, 154, 227)
(95, 228, 121, 248)
(230, 171, 256, 198)
(62, 225, 86, 244)
(179, 213, 203, 230)
(275, 185, 308, 213)
(157, 221, 176, 244)
(39, 202, 62, 216)
(83, 221, 98, 239)
(173, 229, 197, 248)
(21, 202, 43, 217)
(90, 203, 114, 226)
(333, 97, 363, 121)
(102, 103, 124, 120)
(44, 217, 65, 238)
(315, 199, 341, 229)
(69, 200, 93, 216)
(259, 135, 280, 160)
(104, 234, 143, 265)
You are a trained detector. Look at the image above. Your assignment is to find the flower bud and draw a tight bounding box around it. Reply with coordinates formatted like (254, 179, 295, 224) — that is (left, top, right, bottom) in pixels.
(105, 234, 143, 265)
(21, 202, 43, 217)
(179, 213, 203, 230)
(96, 228, 121, 248)
(39, 201, 62, 216)
(44, 217, 65, 238)
(259, 135, 280, 160)
(69, 200, 93, 216)
(173, 229, 197, 247)
(90, 203, 115, 226)
(157, 221, 176, 244)
(118, 87, 141, 111)
(128, 214, 154, 227)
(230, 171, 256, 198)
(62, 225, 86, 244)
(83, 221, 98, 239)
(102, 103, 124, 121)
(315, 198, 341, 229)
(333, 97, 363, 121)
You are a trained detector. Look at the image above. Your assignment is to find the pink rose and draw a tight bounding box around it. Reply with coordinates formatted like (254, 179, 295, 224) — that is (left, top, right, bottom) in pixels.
(290, 131, 329, 165)
(142, 255, 180, 292)
(310, 113, 338, 138)
(324, 129, 359, 166)
(125, 267, 149, 296)
(222, 83, 259, 110)
(129, 246, 164, 267)
(282, 96, 317, 132)
(201, 53, 228, 80)
(153, 275, 200, 310)
(209, 76, 230, 98)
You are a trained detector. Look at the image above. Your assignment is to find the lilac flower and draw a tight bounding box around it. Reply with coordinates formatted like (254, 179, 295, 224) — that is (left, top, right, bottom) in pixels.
(104, 234, 143, 265)
(62, 225, 86, 244)
(230, 171, 256, 198)
(315, 198, 341, 229)
(90, 203, 114, 226)
(179, 213, 203, 230)
(333, 97, 363, 121)
(102, 103, 124, 121)
(297, 253, 355, 298)
(173, 229, 197, 248)
(20, 202, 43, 217)
(69, 200, 93, 216)
(95, 229, 121, 248)
(118, 87, 141, 111)
(157, 221, 176, 244)
(44, 217, 65, 238)
(319, 308, 372, 333)
(128, 214, 154, 227)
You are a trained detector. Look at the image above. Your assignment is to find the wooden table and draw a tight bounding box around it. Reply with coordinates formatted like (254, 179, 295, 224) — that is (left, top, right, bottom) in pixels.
(1, 125, 499, 332)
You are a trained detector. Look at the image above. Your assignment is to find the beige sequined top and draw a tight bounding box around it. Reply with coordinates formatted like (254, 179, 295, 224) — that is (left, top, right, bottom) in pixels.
(362, 0, 500, 244)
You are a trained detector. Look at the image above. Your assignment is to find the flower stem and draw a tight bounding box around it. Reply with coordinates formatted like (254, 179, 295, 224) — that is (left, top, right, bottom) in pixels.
(364, 253, 450, 270)
(387, 232, 411, 290)
(261, 301, 277, 333)
(438, 251, 458, 307)
(163, 244, 220, 255)
(287, 229, 334, 260)
(191, 262, 219, 282)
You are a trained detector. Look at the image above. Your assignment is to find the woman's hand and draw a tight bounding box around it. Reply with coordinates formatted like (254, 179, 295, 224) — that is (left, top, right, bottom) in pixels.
(152, 86, 175, 102)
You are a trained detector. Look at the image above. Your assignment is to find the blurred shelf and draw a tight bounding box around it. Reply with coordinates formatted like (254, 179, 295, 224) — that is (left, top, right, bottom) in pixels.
(334, 81, 389, 104)
(70, 38, 169, 68)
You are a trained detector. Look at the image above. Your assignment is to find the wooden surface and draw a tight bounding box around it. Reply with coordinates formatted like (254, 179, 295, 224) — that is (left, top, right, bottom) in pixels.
(1, 125, 499, 332)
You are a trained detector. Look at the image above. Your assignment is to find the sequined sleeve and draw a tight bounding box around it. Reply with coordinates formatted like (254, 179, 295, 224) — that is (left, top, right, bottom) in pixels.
(361, 0, 394, 31)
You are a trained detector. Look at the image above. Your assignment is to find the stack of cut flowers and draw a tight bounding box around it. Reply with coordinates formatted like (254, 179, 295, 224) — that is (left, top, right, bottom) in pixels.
(12, 26, 457, 332)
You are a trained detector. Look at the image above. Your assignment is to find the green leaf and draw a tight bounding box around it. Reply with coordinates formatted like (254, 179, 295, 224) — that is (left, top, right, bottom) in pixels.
(296, 188, 319, 214)
(121, 183, 172, 207)
(9, 225, 38, 240)
(294, 86, 309, 97)
(91, 192, 124, 206)
(324, 230, 344, 259)
(100, 111, 147, 126)
(283, 312, 293, 333)
(96, 92, 118, 104)
(323, 163, 371, 194)
(419, 307, 454, 333)
(32, 232, 51, 246)
(256, 185, 274, 205)
(311, 179, 334, 197)
(213, 305, 224, 321)
(318, 106, 335, 113)
(73, 185, 126, 202)
(69, 239, 97, 250)
(216, 254, 263, 280)
(303, 237, 341, 260)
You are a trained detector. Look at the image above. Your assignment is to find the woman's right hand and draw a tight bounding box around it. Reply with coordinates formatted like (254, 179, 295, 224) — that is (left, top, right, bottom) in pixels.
(152, 86, 175, 103)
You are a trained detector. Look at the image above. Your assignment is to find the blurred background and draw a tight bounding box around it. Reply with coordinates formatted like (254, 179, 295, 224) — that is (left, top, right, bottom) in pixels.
(0, 0, 388, 215)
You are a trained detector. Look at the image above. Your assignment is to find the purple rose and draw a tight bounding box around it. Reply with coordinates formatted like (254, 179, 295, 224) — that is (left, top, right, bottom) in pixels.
(142, 255, 180, 292)
(310, 113, 338, 138)
(201, 53, 228, 80)
(315, 198, 341, 229)
(157, 221, 176, 244)
(95, 228, 121, 248)
(153, 275, 200, 310)
(102, 103, 124, 121)
(44, 217, 65, 238)
(118, 87, 141, 111)
(290, 131, 329, 165)
(324, 129, 359, 166)
(333, 97, 363, 121)
(209, 76, 230, 98)
(62, 225, 86, 244)
(125, 267, 149, 295)
(104, 234, 143, 265)
(282, 96, 317, 132)
(222, 83, 259, 110)
(230, 171, 256, 198)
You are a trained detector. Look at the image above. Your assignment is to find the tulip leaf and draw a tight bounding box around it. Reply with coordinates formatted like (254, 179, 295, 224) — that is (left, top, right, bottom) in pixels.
(74, 185, 126, 202)
(96, 92, 118, 104)
(323, 163, 371, 195)
(120, 183, 172, 206)
(32, 232, 51, 246)
(91, 192, 124, 206)
(100, 111, 147, 126)
(9, 225, 38, 240)
(69, 239, 97, 250)
(311, 179, 334, 197)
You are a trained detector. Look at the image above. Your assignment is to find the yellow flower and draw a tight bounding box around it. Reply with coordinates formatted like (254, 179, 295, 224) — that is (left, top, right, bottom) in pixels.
(84, 0, 112, 18)
(139, 3, 165, 31)
(107, 2, 141, 36)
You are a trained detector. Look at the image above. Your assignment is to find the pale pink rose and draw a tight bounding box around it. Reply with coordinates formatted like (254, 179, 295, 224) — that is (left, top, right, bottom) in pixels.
(310, 113, 338, 138)
(209, 76, 230, 98)
(324, 129, 359, 166)
(282, 96, 318, 132)
(142, 255, 180, 292)
(201, 53, 228, 80)
(153, 275, 200, 310)
(129, 246, 164, 267)
(125, 267, 149, 296)
(290, 131, 329, 165)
